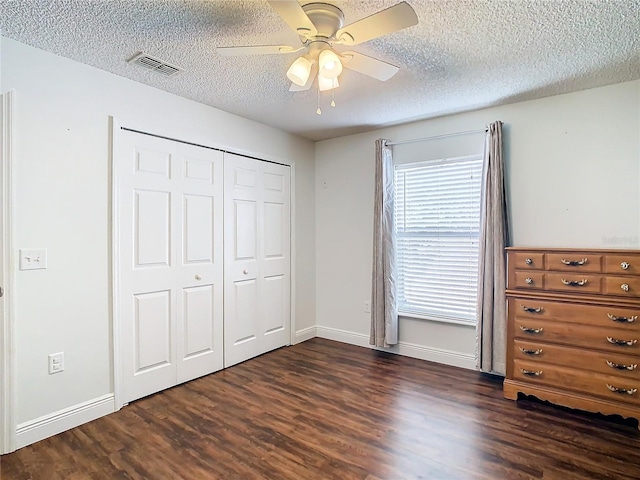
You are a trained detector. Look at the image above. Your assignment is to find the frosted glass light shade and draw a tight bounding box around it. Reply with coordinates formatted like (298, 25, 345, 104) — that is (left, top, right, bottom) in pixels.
(319, 49, 342, 79)
(286, 56, 313, 86)
(318, 75, 339, 91)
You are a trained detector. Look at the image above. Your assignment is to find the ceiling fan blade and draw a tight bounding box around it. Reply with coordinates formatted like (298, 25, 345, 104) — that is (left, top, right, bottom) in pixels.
(335, 2, 418, 46)
(289, 63, 318, 91)
(340, 52, 399, 81)
(217, 45, 302, 56)
(267, 1, 317, 38)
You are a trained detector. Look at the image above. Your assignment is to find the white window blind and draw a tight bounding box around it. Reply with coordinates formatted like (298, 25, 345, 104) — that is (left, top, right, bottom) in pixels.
(395, 155, 483, 325)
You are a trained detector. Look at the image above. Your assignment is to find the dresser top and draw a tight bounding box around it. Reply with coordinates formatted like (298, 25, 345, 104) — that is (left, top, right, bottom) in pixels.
(506, 247, 640, 254)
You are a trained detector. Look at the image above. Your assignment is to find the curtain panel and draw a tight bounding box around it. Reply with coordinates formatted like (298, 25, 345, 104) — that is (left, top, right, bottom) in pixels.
(476, 121, 509, 374)
(370, 139, 398, 347)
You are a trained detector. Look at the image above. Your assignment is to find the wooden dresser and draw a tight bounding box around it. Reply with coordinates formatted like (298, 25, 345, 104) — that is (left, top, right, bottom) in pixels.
(504, 247, 640, 428)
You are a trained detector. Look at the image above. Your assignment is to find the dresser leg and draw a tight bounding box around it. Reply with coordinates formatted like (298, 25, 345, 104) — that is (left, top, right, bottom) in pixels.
(503, 380, 519, 400)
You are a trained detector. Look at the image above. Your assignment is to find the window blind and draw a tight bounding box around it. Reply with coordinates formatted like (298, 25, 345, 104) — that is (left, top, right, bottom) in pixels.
(395, 155, 483, 324)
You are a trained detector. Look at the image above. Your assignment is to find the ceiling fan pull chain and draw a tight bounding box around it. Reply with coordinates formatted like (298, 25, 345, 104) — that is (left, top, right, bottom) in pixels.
(331, 79, 336, 107)
(316, 84, 322, 115)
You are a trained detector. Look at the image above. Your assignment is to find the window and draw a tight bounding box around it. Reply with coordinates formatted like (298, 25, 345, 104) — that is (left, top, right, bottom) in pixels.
(395, 155, 483, 325)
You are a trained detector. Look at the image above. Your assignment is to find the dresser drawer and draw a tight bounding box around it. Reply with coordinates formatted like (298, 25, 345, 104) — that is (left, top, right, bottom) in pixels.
(544, 272, 602, 294)
(514, 339, 640, 380)
(514, 359, 640, 406)
(511, 252, 544, 270)
(545, 253, 602, 273)
(604, 275, 640, 298)
(512, 317, 640, 354)
(513, 271, 544, 290)
(509, 297, 640, 331)
(604, 253, 640, 275)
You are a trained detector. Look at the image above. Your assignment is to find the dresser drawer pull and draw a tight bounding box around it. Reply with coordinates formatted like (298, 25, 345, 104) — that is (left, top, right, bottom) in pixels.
(606, 360, 638, 371)
(561, 278, 588, 287)
(520, 368, 543, 376)
(621, 261, 630, 270)
(561, 258, 588, 266)
(519, 325, 543, 334)
(519, 347, 543, 356)
(525, 277, 534, 284)
(522, 306, 544, 314)
(606, 336, 638, 347)
(606, 384, 638, 395)
(607, 313, 637, 323)
(525, 258, 533, 265)
(621, 283, 630, 292)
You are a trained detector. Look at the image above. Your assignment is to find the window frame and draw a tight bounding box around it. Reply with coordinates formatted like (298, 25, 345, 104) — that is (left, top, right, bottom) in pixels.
(394, 153, 484, 326)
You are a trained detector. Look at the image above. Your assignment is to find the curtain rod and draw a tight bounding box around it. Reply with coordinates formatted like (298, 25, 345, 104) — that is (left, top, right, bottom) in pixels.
(386, 128, 486, 146)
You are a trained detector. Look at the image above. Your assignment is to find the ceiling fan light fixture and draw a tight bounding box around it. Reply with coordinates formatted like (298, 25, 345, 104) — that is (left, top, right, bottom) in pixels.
(318, 75, 339, 91)
(318, 49, 342, 79)
(287, 56, 313, 86)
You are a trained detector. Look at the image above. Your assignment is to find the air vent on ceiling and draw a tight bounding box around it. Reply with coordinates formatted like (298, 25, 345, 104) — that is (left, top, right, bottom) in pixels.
(127, 52, 182, 77)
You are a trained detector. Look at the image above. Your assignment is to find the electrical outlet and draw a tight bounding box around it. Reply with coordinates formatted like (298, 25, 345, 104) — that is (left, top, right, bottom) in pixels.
(19, 248, 48, 270)
(364, 301, 371, 313)
(48, 352, 64, 374)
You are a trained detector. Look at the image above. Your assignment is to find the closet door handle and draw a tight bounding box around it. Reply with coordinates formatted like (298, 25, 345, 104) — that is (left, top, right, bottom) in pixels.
(607, 313, 637, 323)
(243, 269, 249, 275)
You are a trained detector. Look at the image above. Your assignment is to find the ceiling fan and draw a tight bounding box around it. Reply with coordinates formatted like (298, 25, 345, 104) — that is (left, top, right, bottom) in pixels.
(217, 1, 418, 112)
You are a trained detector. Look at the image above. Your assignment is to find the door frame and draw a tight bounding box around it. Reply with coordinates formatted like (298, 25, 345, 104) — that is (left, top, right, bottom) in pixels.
(1, 90, 16, 454)
(110, 119, 297, 410)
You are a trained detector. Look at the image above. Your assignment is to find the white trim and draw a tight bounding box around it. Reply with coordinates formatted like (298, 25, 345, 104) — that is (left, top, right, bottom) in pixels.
(109, 117, 125, 411)
(1, 90, 16, 454)
(16, 394, 115, 449)
(315, 326, 476, 370)
(398, 311, 476, 327)
(294, 326, 317, 344)
(289, 161, 296, 346)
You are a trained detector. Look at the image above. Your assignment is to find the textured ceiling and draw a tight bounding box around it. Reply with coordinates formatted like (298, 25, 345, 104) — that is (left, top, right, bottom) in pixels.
(1, 0, 639, 141)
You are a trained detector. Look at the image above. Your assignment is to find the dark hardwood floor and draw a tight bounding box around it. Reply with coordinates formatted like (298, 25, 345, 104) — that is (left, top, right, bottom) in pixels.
(2, 338, 640, 479)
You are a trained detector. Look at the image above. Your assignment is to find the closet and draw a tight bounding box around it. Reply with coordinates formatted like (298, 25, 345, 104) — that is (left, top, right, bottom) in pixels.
(116, 129, 291, 404)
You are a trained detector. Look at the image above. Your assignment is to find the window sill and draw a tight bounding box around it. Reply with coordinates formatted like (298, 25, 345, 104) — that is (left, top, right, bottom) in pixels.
(398, 310, 476, 327)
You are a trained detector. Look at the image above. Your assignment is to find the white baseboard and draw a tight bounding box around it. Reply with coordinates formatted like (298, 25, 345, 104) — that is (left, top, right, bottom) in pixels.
(315, 326, 476, 370)
(16, 394, 115, 449)
(294, 326, 317, 344)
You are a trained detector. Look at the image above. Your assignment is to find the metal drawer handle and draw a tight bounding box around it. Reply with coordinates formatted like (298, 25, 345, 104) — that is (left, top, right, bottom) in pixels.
(520, 368, 543, 376)
(606, 360, 637, 371)
(519, 347, 543, 356)
(621, 283, 630, 292)
(621, 261, 630, 270)
(561, 258, 588, 266)
(607, 313, 637, 323)
(525, 258, 533, 265)
(561, 278, 588, 287)
(519, 325, 544, 334)
(522, 306, 544, 314)
(606, 384, 637, 395)
(525, 277, 534, 284)
(606, 336, 638, 347)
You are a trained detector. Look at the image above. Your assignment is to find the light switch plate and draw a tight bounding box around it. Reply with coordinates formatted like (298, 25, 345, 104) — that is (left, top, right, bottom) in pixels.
(19, 249, 47, 270)
(48, 352, 64, 374)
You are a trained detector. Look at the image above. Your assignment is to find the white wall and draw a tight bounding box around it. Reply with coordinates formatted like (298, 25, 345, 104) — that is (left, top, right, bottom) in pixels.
(315, 80, 640, 368)
(0, 37, 315, 428)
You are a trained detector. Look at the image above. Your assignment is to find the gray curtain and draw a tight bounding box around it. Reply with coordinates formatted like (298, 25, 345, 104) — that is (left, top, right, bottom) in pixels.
(370, 139, 398, 347)
(476, 121, 509, 374)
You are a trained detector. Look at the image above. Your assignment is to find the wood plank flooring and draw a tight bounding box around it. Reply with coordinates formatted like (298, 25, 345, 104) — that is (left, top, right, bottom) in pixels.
(2, 338, 640, 479)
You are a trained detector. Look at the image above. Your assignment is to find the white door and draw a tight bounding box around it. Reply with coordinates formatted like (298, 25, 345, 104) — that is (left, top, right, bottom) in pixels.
(224, 153, 291, 367)
(118, 130, 224, 403)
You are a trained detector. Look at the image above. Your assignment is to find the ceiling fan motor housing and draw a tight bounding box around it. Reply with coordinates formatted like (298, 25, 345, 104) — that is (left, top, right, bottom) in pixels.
(301, 3, 344, 39)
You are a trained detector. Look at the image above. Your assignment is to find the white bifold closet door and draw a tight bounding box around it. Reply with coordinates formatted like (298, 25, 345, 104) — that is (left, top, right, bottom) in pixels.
(118, 130, 224, 403)
(224, 153, 291, 368)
